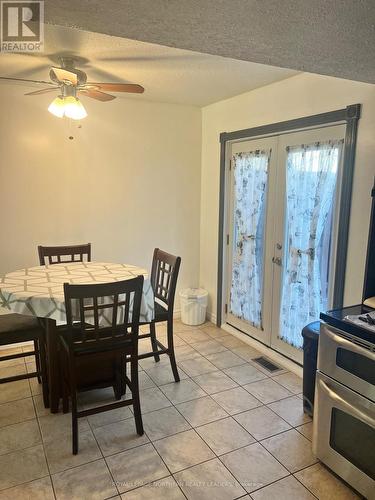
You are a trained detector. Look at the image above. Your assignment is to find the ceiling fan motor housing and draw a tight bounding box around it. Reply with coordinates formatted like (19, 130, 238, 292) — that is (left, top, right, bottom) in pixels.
(50, 68, 87, 86)
(61, 84, 76, 98)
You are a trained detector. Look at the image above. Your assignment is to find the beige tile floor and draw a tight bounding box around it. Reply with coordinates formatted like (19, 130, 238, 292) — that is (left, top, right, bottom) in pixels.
(0, 321, 361, 500)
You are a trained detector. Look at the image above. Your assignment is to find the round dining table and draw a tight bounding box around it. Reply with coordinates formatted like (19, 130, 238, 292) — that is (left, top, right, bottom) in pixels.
(0, 261, 154, 412)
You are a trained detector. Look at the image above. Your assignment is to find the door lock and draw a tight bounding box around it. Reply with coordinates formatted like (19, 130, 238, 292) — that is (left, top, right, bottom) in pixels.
(272, 256, 282, 266)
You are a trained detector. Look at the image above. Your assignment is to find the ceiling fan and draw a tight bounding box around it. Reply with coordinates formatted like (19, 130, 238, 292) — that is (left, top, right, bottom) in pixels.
(0, 57, 145, 119)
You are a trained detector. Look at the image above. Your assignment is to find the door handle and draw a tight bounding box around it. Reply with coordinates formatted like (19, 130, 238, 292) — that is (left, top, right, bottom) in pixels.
(272, 257, 282, 266)
(324, 326, 375, 362)
(319, 378, 375, 428)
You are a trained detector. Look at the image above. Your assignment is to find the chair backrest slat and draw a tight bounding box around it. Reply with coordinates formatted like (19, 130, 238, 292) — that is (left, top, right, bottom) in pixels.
(125, 291, 130, 326)
(78, 298, 86, 342)
(63, 276, 144, 351)
(93, 296, 99, 340)
(38, 244, 91, 266)
(151, 248, 181, 313)
(112, 294, 118, 334)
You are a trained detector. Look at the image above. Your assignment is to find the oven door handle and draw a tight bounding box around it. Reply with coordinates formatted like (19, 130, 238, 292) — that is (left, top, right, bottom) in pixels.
(319, 379, 375, 428)
(324, 327, 375, 361)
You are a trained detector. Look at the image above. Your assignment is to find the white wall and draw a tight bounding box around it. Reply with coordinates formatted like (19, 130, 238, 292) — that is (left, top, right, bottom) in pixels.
(0, 85, 202, 306)
(2, 72, 375, 321)
(200, 73, 375, 320)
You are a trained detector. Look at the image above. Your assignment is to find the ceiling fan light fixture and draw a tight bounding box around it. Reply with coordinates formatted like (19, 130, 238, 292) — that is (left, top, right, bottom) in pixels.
(64, 96, 88, 120)
(48, 95, 65, 118)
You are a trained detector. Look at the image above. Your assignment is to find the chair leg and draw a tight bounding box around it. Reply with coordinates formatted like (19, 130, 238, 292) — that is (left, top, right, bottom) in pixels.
(114, 386, 122, 400)
(113, 356, 122, 400)
(61, 354, 69, 414)
(62, 378, 69, 414)
(122, 357, 127, 396)
(149, 322, 160, 362)
(167, 318, 180, 382)
(71, 390, 78, 455)
(131, 356, 143, 436)
(58, 347, 67, 413)
(38, 336, 49, 408)
(69, 365, 79, 455)
(34, 340, 41, 384)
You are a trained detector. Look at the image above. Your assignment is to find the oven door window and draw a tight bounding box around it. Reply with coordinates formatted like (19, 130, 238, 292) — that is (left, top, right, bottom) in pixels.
(336, 348, 375, 385)
(330, 408, 375, 480)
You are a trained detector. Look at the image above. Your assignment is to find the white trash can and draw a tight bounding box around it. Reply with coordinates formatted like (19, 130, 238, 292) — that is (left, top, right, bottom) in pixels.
(179, 288, 208, 326)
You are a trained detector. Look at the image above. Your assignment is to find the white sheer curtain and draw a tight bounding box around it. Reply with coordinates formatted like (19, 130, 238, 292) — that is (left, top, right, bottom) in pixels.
(280, 140, 343, 348)
(230, 150, 270, 328)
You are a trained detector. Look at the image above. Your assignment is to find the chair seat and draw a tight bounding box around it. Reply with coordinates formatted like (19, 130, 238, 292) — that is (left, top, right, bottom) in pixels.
(0, 313, 40, 334)
(60, 330, 133, 356)
(0, 313, 48, 407)
(154, 302, 168, 322)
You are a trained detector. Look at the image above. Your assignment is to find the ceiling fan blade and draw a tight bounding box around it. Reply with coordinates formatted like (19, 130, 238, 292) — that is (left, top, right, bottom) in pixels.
(87, 83, 144, 93)
(97, 55, 197, 63)
(79, 89, 115, 101)
(50, 67, 78, 85)
(84, 66, 120, 82)
(25, 87, 57, 96)
(4, 64, 50, 80)
(0, 76, 53, 86)
(97, 56, 157, 63)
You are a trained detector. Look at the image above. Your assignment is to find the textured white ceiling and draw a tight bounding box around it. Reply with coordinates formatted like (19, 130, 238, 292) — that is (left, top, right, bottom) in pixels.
(43, 0, 375, 84)
(0, 25, 298, 107)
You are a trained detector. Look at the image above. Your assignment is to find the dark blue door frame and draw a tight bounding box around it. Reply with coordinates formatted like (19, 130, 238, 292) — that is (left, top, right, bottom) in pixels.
(217, 104, 361, 326)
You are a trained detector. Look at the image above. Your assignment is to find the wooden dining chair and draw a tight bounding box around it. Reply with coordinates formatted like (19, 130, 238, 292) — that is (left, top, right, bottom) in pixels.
(0, 314, 48, 407)
(59, 276, 144, 454)
(36, 243, 91, 384)
(139, 248, 181, 382)
(38, 243, 91, 266)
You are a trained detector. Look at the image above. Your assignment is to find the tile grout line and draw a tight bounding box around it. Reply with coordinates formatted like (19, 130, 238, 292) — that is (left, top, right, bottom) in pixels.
(148, 437, 189, 499)
(0, 323, 323, 498)
(171, 428, 249, 497)
(186, 337, 303, 416)
(3, 393, 58, 499)
(83, 367, 188, 497)
(86, 405, 122, 498)
(38, 398, 126, 493)
(91, 353, 251, 496)
(31, 403, 55, 496)
(58, 346, 305, 463)
(291, 467, 321, 500)
(141, 334, 319, 496)
(140, 373, 288, 495)
(36, 398, 315, 495)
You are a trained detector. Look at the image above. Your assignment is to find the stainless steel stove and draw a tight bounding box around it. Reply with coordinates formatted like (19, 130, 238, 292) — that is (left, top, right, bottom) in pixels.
(313, 319, 375, 499)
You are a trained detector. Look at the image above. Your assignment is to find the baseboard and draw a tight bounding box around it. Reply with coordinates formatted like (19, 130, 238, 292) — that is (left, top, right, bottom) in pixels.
(177, 308, 215, 324)
(173, 309, 181, 319)
(221, 323, 303, 378)
(206, 310, 217, 324)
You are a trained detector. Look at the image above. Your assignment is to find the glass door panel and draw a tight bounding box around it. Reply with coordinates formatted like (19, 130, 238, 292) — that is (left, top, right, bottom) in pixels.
(280, 140, 342, 347)
(225, 125, 345, 363)
(271, 125, 345, 362)
(230, 150, 269, 328)
(227, 137, 278, 344)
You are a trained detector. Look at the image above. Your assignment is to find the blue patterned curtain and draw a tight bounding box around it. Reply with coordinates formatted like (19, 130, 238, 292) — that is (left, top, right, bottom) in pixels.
(280, 140, 343, 348)
(230, 150, 271, 329)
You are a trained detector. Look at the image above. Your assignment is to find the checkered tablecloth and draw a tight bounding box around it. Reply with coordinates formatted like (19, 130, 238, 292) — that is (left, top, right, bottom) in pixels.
(0, 262, 154, 325)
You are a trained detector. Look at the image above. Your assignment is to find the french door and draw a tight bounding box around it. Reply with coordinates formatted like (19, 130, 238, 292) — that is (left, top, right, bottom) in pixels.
(225, 125, 345, 363)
